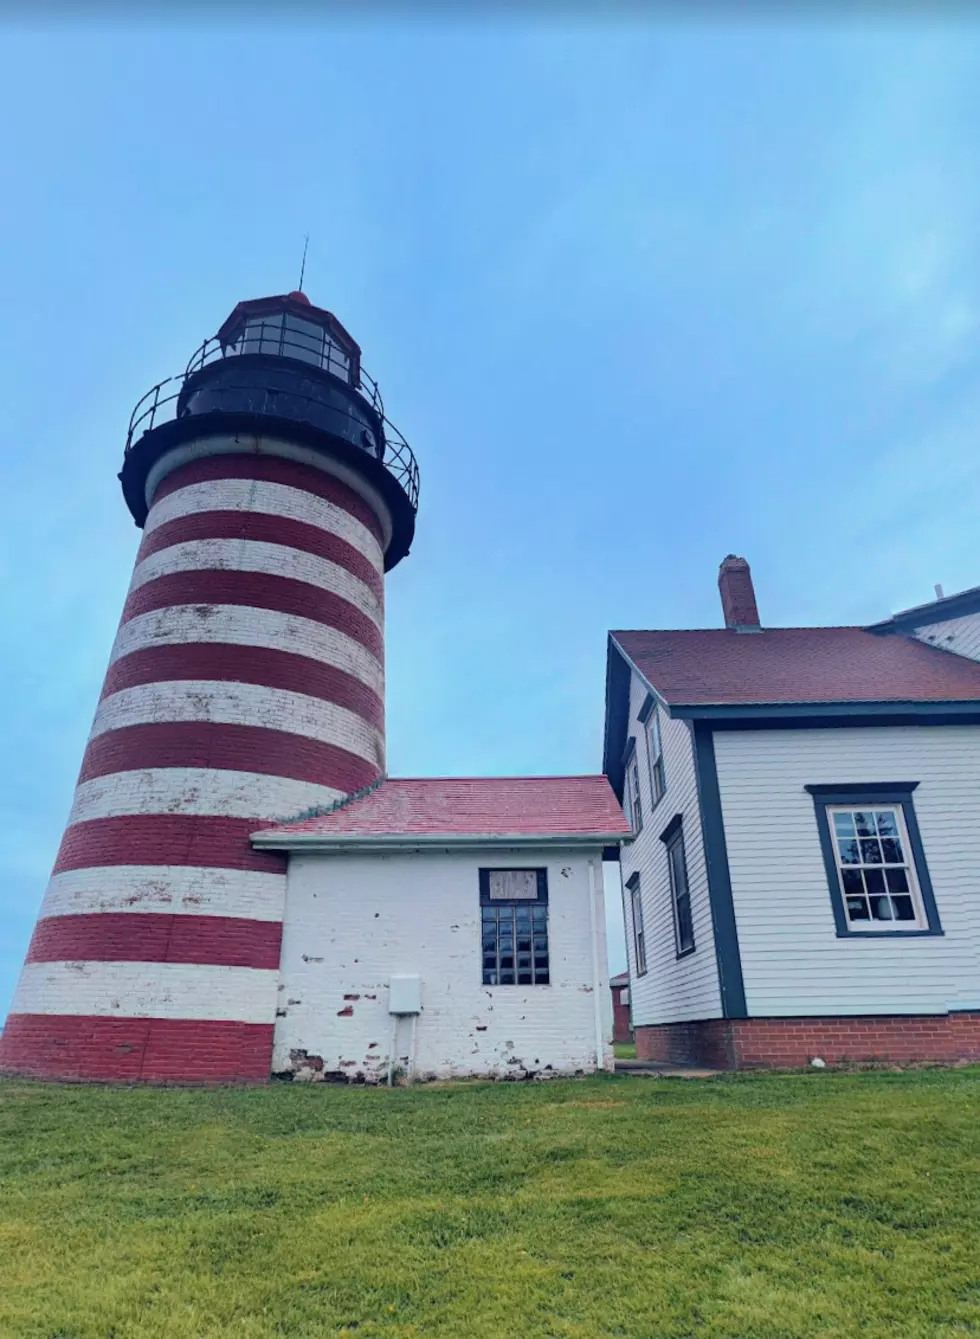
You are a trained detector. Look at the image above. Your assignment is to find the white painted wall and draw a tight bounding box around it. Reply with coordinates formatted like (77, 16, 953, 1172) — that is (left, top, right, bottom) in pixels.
(273, 846, 613, 1081)
(714, 726, 980, 1016)
(619, 666, 721, 1026)
(911, 613, 980, 663)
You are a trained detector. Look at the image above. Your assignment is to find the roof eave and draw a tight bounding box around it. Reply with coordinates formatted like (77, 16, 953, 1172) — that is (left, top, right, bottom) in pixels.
(603, 635, 677, 801)
(250, 830, 629, 853)
(669, 699, 980, 723)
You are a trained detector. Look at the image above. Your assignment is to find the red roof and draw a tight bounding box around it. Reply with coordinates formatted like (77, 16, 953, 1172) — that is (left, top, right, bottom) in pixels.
(614, 627, 980, 706)
(260, 776, 630, 840)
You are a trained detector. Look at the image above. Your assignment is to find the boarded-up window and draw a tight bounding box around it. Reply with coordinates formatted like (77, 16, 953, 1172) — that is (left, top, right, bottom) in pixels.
(488, 869, 539, 901)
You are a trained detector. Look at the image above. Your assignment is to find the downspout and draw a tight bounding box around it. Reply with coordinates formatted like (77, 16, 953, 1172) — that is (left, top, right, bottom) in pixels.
(587, 858, 605, 1071)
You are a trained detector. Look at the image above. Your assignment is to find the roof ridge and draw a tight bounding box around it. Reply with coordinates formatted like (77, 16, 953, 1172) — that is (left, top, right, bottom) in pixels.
(275, 774, 387, 827)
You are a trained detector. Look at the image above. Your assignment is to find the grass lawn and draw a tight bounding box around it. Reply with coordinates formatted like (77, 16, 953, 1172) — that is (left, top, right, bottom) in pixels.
(613, 1040, 636, 1059)
(2, 1069, 979, 1338)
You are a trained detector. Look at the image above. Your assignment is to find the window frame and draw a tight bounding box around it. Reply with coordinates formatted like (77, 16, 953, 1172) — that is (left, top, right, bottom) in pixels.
(638, 694, 666, 810)
(624, 738, 643, 833)
(478, 867, 550, 986)
(626, 872, 647, 976)
(660, 813, 695, 958)
(805, 783, 943, 938)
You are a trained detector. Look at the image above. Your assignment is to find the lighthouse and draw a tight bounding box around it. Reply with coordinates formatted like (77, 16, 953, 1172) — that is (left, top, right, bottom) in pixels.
(0, 291, 419, 1083)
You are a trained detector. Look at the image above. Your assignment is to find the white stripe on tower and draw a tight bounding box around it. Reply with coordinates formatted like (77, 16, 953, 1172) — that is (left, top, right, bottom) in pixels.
(143, 477, 384, 568)
(68, 769, 344, 825)
(39, 867, 286, 922)
(128, 539, 383, 627)
(11, 962, 280, 1024)
(108, 606, 385, 697)
(92, 681, 383, 765)
(0, 450, 389, 1084)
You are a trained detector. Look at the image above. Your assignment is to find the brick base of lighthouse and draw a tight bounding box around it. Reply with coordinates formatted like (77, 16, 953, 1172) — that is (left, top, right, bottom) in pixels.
(0, 1015, 274, 1084)
(635, 1013, 980, 1070)
(0, 446, 388, 1085)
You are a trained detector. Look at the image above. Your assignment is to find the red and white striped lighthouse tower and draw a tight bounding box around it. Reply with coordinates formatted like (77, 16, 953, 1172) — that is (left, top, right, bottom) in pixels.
(0, 292, 418, 1083)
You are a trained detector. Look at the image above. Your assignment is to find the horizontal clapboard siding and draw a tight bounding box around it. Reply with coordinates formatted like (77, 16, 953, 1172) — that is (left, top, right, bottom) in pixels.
(713, 726, 980, 1017)
(620, 665, 721, 1026)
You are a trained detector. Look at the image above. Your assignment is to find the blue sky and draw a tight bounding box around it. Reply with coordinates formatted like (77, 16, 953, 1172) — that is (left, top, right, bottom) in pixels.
(1, 19, 979, 1007)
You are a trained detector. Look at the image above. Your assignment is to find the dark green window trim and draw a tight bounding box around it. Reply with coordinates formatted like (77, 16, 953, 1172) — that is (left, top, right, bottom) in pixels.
(659, 814, 695, 958)
(625, 871, 647, 976)
(805, 783, 943, 938)
(623, 737, 643, 833)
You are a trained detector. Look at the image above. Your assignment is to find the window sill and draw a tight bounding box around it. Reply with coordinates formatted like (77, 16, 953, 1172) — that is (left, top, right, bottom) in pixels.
(675, 945, 697, 960)
(483, 982, 554, 988)
(836, 928, 944, 939)
(649, 790, 668, 815)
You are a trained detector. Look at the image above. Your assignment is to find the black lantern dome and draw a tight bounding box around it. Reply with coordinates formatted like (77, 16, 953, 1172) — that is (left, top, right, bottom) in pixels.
(121, 292, 418, 569)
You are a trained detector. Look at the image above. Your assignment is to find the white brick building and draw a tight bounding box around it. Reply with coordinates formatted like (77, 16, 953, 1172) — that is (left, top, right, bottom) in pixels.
(252, 776, 628, 1082)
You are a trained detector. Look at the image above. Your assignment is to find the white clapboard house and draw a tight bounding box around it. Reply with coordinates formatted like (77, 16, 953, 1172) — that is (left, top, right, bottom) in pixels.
(603, 556, 980, 1069)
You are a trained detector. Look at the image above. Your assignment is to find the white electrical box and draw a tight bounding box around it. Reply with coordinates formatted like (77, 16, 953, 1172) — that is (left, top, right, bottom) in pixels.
(388, 974, 421, 1015)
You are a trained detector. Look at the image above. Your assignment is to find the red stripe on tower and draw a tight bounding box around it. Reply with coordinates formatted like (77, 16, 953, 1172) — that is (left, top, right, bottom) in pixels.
(137, 509, 385, 600)
(26, 914, 283, 968)
(119, 569, 384, 659)
(2, 286, 418, 1085)
(100, 644, 384, 729)
(151, 452, 386, 547)
(78, 722, 381, 790)
(0, 1014, 274, 1083)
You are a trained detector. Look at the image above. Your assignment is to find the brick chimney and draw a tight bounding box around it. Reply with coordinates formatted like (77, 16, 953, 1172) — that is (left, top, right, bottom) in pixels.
(718, 555, 760, 629)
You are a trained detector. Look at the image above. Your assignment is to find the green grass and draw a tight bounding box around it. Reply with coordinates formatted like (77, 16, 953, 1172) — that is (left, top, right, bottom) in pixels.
(2, 1069, 980, 1338)
(613, 1040, 636, 1059)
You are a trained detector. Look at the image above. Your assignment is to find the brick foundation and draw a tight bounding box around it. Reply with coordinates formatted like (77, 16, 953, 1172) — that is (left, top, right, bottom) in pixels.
(0, 1015, 274, 1083)
(635, 1012, 980, 1069)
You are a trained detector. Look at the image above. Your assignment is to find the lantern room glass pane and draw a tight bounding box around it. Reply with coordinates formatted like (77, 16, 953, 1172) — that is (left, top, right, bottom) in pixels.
(283, 314, 326, 366)
(242, 314, 284, 356)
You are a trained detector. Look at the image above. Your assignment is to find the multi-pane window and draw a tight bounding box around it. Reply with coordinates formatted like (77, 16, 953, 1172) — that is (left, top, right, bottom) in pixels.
(806, 784, 942, 938)
(646, 709, 666, 807)
(626, 748, 643, 833)
(828, 806, 925, 930)
(480, 869, 549, 985)
(628, 875, 647, 975)
(664, 821, 694, 956)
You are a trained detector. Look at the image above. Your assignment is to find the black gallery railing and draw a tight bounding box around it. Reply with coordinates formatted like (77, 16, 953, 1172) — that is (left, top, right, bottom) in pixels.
(125, 328, 419, 514)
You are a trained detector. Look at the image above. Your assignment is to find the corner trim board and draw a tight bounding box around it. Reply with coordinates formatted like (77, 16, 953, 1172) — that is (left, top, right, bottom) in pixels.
(691, 722, 747, 1019)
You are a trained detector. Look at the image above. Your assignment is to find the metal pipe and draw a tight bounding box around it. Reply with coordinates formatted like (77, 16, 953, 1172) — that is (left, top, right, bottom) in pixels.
(386, 1014, 397, 1087)
(408, 1014, 418, 1086)
(587, 858, 605, 1072)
